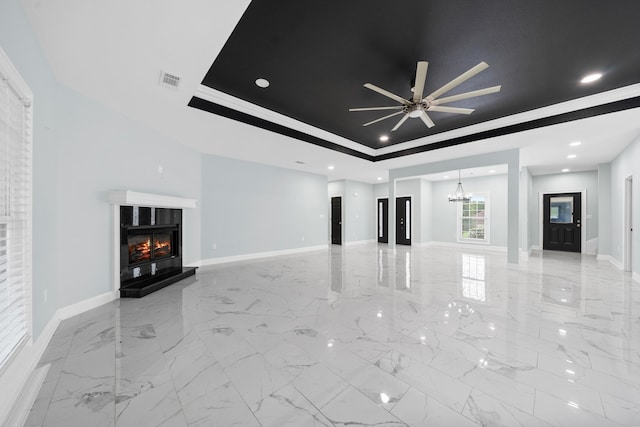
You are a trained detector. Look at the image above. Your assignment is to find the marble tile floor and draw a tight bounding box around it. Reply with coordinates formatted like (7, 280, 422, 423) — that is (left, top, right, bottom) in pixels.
(25, 244, 640, 426)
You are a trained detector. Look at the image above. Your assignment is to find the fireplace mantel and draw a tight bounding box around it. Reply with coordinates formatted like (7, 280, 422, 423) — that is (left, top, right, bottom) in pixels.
(109, 190, 198, 297)
(108, 190, 197, 209)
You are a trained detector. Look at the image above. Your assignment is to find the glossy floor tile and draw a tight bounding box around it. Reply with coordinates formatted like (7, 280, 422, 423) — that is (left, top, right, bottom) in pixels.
(25, 244, 640, 426)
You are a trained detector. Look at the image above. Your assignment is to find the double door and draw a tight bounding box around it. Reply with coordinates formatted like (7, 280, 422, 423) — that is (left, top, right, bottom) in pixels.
(377, 197, 411, 245)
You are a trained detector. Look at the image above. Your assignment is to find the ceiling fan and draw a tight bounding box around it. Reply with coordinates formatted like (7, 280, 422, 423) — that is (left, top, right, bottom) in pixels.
(349, 61, 501, 131)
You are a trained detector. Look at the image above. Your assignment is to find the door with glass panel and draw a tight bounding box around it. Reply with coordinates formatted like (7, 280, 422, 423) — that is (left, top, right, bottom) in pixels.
(331, 196, 342, 245)
(377, 198, 388, 243)
(396, 197, 411, 245)
(543, 192, 581, 252)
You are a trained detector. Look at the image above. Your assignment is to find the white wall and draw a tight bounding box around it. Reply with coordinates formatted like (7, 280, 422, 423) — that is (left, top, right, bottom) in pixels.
(609, 136, 640, 273)
(201, 155, 327, 259)
(431, 174, 509, 247)
(530, 170, 598, 249)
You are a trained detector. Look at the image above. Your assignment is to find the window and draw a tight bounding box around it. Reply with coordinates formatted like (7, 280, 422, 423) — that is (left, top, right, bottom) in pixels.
(457, 193, 489, 243)
(0, 47, 33, 371)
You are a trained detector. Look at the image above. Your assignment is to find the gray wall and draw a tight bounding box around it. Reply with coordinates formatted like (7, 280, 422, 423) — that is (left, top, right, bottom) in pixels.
(329, 180, 374, 244)
(598, 163, 612, 256)
(1, 0, 202, 338)
(431, 174, 509, 247)
(609, 136, 640, 272)
(344, 180, 375, 243)
(201, 155, 327, 259)
(530, 170, 598, 248)
(421, 179, 433, 243)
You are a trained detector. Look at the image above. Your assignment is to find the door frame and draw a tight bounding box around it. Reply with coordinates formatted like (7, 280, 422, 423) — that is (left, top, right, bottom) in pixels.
(375, 197, 389, 243)
(395, 193, 414, 245)
(538, 189, 586, 253)
(624, 174, 633, 271)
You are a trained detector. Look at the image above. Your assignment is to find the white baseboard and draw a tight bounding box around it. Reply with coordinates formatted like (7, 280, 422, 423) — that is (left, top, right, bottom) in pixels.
(198, 244, 328, 267)
(58, 291, 116, 321)
(599, 255, 624, 270)
(345, 239, 375, 247)
(0, 310, 58, 427)
(530, 245, 541, 251)
(0, 291, 116, 427)
(3, 364, 50, 427)
(586, 238, 598, 255)
(420, 241, 507, 253)
(610, 257, 624, 270)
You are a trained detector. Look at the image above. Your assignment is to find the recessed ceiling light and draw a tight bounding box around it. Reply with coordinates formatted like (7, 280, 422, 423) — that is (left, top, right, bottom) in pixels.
(380, 135, 389, 142)
(443, 175, 449, 179)
(562, 168, 570, 173)
(328, 165, 335, 170)
(489, 170, 496, 173)
(255, 78, 270, 88)
(581, 73, 602, 84)
(377, 177, 383, 181)
(567, 154, 577, 159)
(569, 141, 582, 147)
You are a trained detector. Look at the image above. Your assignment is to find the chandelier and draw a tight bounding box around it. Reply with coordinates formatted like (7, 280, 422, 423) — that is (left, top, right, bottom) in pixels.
(448, 170, 471, 202)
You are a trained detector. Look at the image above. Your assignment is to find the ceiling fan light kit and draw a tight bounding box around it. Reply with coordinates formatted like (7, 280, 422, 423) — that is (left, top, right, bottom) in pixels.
(350, 61, 501, 132)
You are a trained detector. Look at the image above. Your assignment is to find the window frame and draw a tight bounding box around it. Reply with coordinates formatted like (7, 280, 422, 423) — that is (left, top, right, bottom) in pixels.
(456, 192, 490, 244)
(0, 46, 33, 374)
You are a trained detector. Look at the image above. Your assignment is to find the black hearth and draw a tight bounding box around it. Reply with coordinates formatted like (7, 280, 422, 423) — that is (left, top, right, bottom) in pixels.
(119, 206, 196, 297)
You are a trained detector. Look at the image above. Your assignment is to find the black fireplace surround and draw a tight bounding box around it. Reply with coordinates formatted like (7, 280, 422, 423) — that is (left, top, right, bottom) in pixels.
(119, 206, 196, 297)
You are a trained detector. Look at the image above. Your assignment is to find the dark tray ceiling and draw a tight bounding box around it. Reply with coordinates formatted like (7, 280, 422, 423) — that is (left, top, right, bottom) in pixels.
(201, 1, 640, 150)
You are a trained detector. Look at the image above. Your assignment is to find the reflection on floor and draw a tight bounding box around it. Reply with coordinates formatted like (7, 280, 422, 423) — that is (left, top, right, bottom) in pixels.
(26, 244, 640, 426)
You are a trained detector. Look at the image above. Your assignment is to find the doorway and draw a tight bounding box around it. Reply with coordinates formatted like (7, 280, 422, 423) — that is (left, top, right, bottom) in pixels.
(624, 176, 633, 271)
(331, 196, 342, 245)
(377, 198, 388, 243)
(396, 196, 411, 245)
(543, 192, 581, 252)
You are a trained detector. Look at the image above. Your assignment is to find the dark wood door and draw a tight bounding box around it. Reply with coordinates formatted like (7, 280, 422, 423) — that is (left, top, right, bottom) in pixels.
(396, 196, 411, 245)
(331, 196, 342, 245)
(543, 192, 581, 252)
(377, 198, 388, 243)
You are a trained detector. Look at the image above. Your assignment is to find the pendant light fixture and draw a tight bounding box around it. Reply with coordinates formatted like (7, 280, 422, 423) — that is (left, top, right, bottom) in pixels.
(448, 170, 472, 202)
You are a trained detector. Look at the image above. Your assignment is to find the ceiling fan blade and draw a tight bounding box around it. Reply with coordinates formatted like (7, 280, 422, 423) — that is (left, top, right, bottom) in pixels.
(391, 113, 410, 131)
(425, 62, 489, 101)
(362, 111, 404, 127)
(427, 106, 474, 114)
(420, 112, 435, 128)
(430, 85, 501, 106)
(349, 106, 404, 112)
(364, 83, 411, 105)
(412, 61, 429, 102)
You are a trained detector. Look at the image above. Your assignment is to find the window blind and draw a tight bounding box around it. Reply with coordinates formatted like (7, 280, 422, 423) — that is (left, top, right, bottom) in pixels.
(0, 56, 33, 371)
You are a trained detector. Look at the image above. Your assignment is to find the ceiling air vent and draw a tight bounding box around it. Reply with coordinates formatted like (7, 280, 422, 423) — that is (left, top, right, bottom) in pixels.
(159, 70, 181, 89)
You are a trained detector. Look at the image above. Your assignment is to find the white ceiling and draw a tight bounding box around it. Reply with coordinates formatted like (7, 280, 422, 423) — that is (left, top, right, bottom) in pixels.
(21, 0, 640, 183)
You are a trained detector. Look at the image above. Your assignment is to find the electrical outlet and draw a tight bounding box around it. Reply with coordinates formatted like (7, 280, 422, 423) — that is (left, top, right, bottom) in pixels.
(212, 243, 217, 250)
(301, 236, 305, 241)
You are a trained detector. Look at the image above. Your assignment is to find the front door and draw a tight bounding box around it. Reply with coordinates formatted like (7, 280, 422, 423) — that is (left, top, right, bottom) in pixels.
(331, 196, 342, 245)
(396, 196, 411, 245)
(543, 192, 581, 252)
(377, 198, 388, 243)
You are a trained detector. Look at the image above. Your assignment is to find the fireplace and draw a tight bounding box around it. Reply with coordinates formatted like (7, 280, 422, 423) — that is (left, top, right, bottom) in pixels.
(119, 205, 196, 297)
